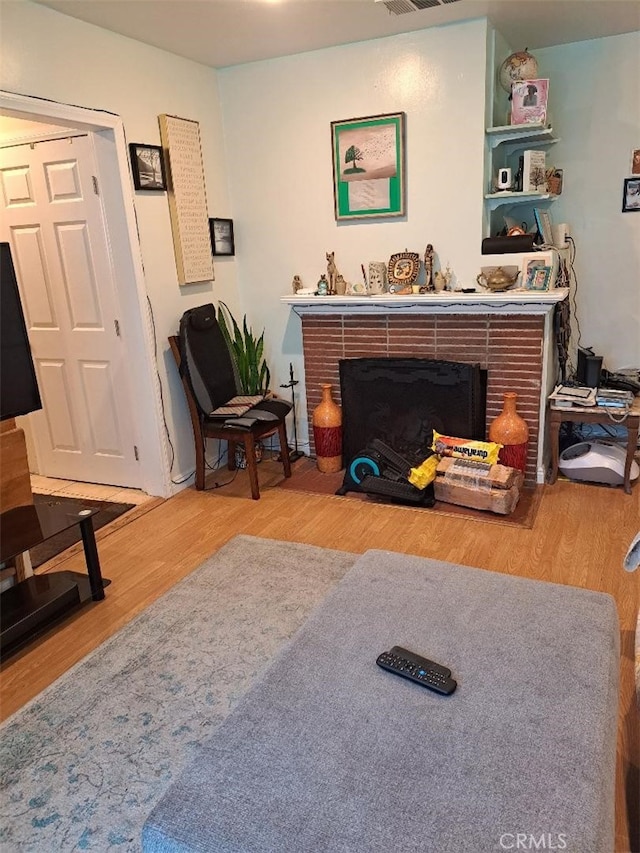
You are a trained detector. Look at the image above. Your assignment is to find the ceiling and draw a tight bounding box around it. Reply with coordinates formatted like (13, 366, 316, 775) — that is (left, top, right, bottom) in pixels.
(31, 0, 640, 69)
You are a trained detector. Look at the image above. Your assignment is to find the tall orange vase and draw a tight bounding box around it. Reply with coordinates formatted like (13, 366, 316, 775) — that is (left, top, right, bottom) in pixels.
(489, 392, 529, 473)
(313, 384, 343, 473)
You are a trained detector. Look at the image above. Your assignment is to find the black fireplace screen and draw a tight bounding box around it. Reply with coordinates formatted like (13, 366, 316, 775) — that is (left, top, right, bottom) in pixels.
(339, 358, 487, 467)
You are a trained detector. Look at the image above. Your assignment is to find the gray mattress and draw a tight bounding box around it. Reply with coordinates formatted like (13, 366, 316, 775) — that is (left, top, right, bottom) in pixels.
(142, 549, 619, 853)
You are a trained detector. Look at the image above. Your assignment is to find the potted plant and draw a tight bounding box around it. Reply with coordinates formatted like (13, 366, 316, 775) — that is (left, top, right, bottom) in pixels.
(217, 302, 271, 468)
(217, 301, 271, 395)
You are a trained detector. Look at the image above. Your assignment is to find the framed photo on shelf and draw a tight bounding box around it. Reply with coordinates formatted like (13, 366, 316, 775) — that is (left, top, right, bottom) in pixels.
(129, 143, 166, 191)
(331, 112, 405, 221)
(630, 149, 640, 176)
(209, 218, 235, 255)
(533, 207, 554, 245)
(510, 79, 549, 126)
(622, 178, 640, 212)
(522, 255, 553, 291)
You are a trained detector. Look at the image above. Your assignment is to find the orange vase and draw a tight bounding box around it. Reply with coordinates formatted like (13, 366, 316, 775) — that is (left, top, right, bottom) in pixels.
(313, 384, 343, 473)
(489, 392, 529, 473)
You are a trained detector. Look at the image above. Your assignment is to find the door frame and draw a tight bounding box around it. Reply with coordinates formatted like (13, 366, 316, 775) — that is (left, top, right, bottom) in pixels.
(0, 90, 170, 497)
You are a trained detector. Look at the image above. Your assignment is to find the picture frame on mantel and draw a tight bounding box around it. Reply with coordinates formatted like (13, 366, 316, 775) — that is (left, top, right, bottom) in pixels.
(129, 143, 166, 191)
(209, 218, 235, 255)
(331, 112, 406, 221)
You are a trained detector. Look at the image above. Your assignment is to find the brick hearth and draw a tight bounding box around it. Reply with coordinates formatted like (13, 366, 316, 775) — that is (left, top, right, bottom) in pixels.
(301, 314, 545, 485)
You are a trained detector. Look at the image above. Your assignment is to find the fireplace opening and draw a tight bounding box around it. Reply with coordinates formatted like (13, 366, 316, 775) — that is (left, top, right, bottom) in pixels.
(339, 358, 487, 468)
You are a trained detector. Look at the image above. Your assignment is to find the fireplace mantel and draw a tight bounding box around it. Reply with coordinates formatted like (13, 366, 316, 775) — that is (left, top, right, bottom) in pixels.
(281, 288, 568, 316)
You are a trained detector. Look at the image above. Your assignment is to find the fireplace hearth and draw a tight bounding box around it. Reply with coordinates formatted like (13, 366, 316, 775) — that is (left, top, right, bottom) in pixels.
(340, 358, 486, 468)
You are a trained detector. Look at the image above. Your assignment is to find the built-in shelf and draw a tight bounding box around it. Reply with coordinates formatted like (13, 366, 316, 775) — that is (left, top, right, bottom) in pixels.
(486, 124, 556, 148)
(484, 191, 556, 210)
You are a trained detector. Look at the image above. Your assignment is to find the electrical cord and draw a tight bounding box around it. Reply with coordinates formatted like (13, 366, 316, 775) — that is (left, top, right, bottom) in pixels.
(145, 294, 196, 485)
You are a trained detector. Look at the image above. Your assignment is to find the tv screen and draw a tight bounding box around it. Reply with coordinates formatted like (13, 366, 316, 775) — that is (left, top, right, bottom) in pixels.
(1, 242, 42, 421)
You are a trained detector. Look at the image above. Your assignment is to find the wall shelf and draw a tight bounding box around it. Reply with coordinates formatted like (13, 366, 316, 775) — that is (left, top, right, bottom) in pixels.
(486, 124, 556, 148)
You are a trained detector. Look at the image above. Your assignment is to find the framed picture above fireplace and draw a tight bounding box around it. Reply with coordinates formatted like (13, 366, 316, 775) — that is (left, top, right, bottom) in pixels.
(330, 112, 406, 221)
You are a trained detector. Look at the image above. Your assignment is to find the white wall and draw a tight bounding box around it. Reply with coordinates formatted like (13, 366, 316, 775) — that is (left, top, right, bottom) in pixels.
(536, 32, 640, 372)
(0, 0, 240, 485)
(218, 20, 488, 448)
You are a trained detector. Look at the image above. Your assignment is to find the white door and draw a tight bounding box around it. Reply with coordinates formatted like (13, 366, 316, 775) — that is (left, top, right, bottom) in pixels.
(0, 135, 141, 487)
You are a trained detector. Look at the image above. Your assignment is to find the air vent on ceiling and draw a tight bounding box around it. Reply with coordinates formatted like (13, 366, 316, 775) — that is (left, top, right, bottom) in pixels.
(377, 0, 460, 15)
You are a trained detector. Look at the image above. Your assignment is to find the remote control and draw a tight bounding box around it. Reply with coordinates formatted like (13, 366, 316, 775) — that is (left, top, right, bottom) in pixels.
(376, 649, 457, 695)
(389, 646, 452, 678)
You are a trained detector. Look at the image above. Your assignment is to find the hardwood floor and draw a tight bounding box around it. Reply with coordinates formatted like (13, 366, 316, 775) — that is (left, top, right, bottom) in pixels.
(1, 463, 638, 851)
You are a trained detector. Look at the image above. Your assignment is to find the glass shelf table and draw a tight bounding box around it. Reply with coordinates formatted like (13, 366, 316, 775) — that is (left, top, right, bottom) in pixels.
(0, 499, 109, 658)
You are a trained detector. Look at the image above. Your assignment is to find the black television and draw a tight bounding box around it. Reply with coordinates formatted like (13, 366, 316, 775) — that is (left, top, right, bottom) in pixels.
(1, 242, 42, 421)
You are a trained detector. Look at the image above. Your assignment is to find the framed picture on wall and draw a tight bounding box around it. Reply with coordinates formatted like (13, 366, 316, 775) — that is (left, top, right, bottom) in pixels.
(129, 143, 167, 191)
(330, 112, 406, 221)
(622, 178, 640, 212)
(209, 218, 235, 255)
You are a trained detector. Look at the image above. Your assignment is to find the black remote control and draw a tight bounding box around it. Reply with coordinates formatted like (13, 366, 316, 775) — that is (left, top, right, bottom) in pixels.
(389, 646, 452, 678)
(376, 649, 457, 695)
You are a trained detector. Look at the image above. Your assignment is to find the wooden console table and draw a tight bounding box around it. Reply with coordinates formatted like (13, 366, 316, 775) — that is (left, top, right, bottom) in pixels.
(548, 396, 640, 494)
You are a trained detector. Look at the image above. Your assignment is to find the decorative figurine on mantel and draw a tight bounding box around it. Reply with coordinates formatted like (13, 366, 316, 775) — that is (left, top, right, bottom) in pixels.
(292, 274, 303, 294)
(434, 265, 452, 293)
(423, 244, 434, 292)
(326, 251, 340, 296)
(317, 274, 329, 295)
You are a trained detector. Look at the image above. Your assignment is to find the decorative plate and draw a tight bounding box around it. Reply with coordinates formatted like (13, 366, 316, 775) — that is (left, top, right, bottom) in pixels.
(388, 251, 420, 286)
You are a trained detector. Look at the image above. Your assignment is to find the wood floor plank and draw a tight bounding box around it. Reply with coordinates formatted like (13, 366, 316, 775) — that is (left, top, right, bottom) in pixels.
(1, 465, 638, 851)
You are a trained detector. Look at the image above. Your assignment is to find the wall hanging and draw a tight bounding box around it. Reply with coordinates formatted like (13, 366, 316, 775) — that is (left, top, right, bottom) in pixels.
(129, 143, 166, 191)
(159, 114, 214, 285)
(209, 218, 235, 256)
(330, 112, 405, 221)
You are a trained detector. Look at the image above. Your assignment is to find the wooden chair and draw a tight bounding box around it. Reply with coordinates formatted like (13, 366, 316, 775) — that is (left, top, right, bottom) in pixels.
(168, 336, 291, 500)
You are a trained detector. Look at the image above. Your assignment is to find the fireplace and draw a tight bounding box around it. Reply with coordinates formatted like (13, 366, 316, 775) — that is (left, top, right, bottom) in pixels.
(340, 358, 486, 468)
(295, 311, 561, 486)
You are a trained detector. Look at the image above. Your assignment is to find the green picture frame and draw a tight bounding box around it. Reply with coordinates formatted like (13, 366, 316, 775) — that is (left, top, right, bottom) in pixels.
(331, 112, 406, 221)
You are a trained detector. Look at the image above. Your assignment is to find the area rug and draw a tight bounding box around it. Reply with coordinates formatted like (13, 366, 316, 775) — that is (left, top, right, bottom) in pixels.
(0, 535, 357, 851)
(30, 494, 136, 569)
(277, 457, 542, 529)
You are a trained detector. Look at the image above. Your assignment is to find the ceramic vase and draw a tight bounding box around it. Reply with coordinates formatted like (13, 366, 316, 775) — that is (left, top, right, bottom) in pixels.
(489, 392, 529, 473)
(312, 384, 343, 473)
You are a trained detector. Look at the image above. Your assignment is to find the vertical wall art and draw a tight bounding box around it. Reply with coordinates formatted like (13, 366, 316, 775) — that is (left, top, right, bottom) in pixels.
(331, 112, 406, 221)
(159, 114, 214, 285)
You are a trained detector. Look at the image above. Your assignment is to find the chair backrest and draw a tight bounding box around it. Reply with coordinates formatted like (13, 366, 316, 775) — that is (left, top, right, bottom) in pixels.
(178, 304, 238, 417)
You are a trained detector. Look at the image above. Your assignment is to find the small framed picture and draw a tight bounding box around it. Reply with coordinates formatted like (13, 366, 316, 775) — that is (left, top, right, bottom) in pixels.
(533, 208, 554, 245)
(209, 218, 235, 255)
(129, 143, 166, 191)
(510, 79, 549, 126)
(622, 178, 640, 212)
(522, 257, 552, 291)
(631, 149, 640, 176)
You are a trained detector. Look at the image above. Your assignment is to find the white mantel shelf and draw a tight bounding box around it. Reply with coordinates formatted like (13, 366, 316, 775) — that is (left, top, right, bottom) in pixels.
(281, 288, 568, 316)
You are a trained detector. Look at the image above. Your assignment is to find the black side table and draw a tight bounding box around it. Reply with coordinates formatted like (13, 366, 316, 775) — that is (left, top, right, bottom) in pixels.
(0, 499, 109, 658)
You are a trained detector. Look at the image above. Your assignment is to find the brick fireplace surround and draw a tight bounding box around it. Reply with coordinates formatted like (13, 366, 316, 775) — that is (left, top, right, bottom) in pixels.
(282, 292, 568, 487)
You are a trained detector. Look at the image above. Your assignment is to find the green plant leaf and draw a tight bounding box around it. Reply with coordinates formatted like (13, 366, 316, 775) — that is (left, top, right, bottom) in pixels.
(217, 301, 270, 394)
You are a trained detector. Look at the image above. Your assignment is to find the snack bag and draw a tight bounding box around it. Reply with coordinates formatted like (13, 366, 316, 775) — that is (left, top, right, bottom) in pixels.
(408, 454, 439, 490)
(431, 431, 502, 465)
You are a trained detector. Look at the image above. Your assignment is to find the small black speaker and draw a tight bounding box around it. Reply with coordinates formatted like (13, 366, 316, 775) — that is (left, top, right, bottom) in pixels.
(577, 348, 603, 388)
